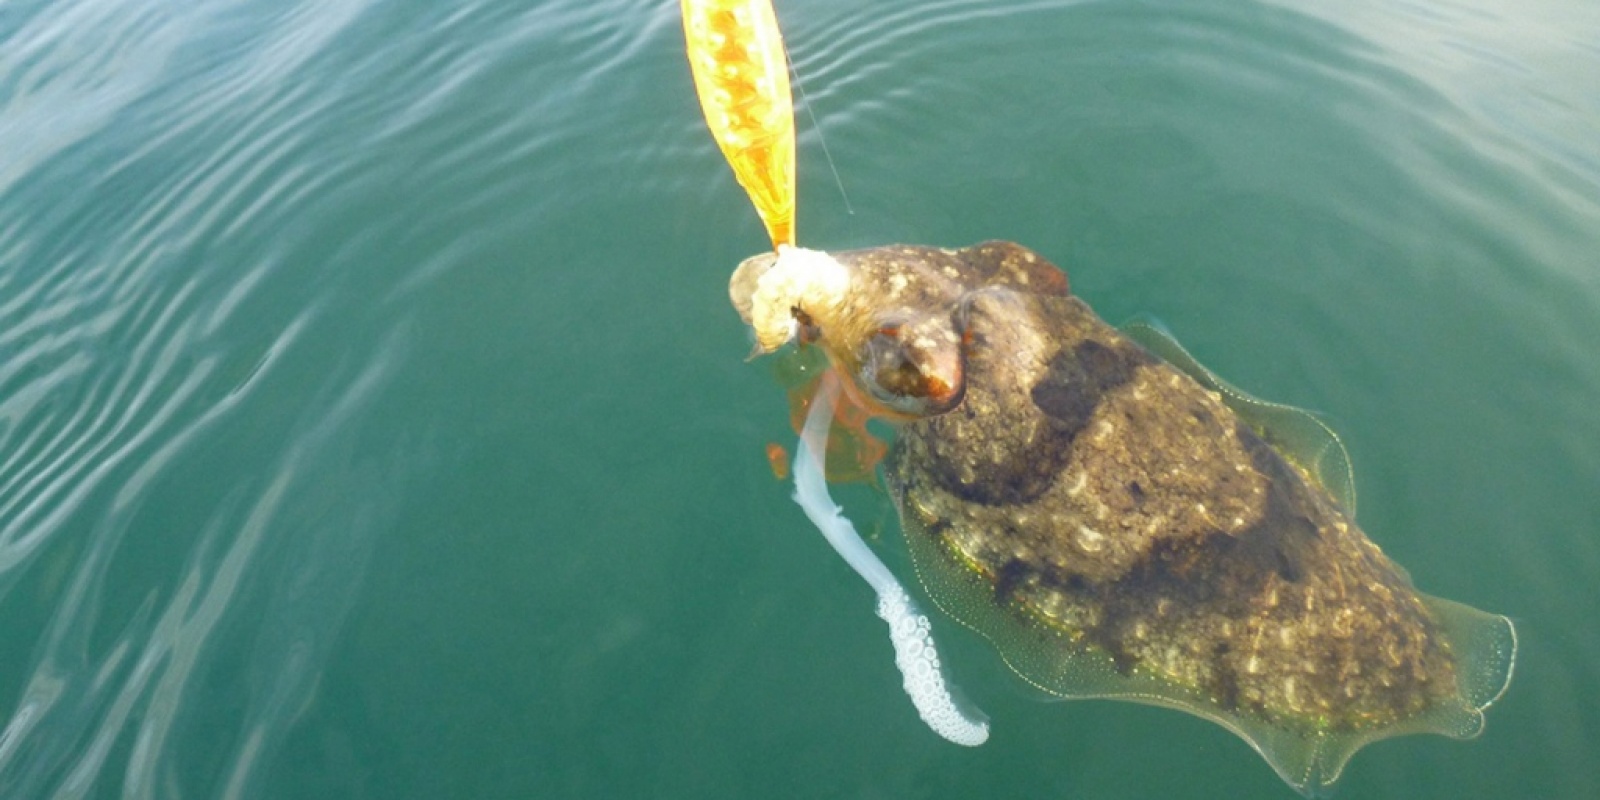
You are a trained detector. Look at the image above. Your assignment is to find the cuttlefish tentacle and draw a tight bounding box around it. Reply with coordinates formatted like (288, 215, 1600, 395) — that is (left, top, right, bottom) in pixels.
(785, 370, 889, 482)
(793, 370, 990, 746)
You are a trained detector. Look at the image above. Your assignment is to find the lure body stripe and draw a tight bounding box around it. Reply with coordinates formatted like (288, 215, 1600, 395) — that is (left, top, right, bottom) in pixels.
(682, 0, 796, 249)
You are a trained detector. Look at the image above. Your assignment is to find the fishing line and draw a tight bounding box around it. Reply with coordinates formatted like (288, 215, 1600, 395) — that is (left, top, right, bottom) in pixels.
(785, 35, 855, 216)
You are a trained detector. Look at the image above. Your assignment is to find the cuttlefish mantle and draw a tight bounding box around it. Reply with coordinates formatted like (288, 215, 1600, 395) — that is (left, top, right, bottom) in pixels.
(731, 241, 1516, 796)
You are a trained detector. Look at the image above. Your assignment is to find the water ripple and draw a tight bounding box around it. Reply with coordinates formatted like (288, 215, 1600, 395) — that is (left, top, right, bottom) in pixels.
(0, 0, 1595, 796)
(0, 1, 189, 195)
(0, 0, 427, 794)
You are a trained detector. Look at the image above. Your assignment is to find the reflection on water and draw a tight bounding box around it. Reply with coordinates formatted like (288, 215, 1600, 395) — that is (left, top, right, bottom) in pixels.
(0, 0, 415, 794)
(0, 0, 1596, 797)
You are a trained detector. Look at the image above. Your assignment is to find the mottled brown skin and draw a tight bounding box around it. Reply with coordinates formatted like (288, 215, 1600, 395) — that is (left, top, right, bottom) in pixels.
(810, 242, 1457, 733)
(800, 242, 1069, 418)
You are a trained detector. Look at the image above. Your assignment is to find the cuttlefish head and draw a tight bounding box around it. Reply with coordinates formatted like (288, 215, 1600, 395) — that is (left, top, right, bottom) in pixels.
(730, 245, 973, 419)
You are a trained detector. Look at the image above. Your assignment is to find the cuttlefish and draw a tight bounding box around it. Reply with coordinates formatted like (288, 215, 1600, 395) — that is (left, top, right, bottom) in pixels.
(731, 241, 1515, 795)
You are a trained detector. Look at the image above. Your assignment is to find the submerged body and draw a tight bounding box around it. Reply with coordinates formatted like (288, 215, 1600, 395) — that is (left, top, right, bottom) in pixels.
(886, 253, 1445, 730)
(731, 242, 1514, 793)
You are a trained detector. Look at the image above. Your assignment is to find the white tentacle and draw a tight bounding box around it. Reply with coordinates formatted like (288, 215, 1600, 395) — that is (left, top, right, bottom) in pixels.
(791, 371, 990, 746)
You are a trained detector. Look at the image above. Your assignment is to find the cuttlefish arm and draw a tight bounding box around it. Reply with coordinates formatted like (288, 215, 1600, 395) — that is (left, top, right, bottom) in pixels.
(792, 370, 990, 746)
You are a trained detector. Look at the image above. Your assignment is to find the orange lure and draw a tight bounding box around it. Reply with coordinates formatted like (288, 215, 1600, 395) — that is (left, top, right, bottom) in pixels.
(684, 0, 887, 478)
(682, 0, 797, 249)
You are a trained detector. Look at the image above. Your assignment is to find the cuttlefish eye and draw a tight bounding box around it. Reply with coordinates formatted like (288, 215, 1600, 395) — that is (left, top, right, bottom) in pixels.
(791, 306, 821, 345)
(858, 316, 965, 416)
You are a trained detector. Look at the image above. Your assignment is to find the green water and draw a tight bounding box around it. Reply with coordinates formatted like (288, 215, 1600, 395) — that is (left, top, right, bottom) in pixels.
(1, 0, 1597, 797)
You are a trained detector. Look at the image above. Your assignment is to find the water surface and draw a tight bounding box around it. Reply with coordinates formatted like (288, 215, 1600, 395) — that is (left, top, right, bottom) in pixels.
(1, 0, 1597, 797)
